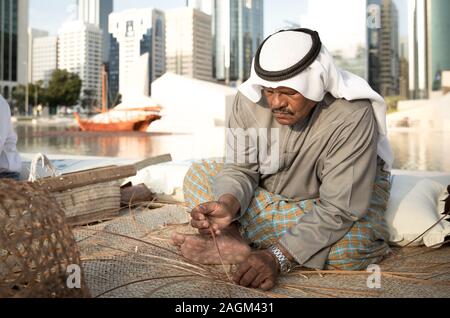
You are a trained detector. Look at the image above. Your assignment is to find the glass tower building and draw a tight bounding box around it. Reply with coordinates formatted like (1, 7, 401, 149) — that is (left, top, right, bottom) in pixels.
(108, 35, 120, 106)
(408, 0, 428, 99)
(109, 8, 165, 98)
(212, 0, 264, 84)
(77, 0, 113, 63)
(0, 0, 28, 100)
(367, 0, 400, 96)
(428, 0, 450, 91)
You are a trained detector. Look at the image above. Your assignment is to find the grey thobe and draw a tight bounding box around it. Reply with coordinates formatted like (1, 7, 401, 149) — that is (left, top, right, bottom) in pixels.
(212, 92, 379, 269)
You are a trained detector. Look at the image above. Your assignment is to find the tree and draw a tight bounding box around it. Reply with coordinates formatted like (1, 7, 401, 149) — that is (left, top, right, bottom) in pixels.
(81, 89, 96, 109)
(11, 82, 48, 115)
(30, 80, 47, 106)
(11, 85, 26, 112)
(46, 69, 82, 112)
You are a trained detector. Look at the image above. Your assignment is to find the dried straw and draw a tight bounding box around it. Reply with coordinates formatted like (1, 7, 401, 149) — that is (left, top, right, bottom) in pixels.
(74, 201, 450, 298)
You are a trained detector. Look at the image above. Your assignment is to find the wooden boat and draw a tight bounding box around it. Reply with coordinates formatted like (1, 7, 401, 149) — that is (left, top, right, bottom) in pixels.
(74, 112, 161, 132)
(73, 64, 161, 132)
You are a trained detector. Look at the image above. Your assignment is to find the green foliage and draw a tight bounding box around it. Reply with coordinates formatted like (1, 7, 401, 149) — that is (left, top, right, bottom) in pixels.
(10, 71, 82, 115)
(11, 85, 26, 110)
(46, 69, 82, 108)
(11, 81, 48, 108)
(81, 89, 96, 108)
(29, 81, 48, 106)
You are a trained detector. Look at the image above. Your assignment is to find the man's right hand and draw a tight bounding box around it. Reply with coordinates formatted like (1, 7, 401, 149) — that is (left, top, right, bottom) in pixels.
(190, 194, 241, 236)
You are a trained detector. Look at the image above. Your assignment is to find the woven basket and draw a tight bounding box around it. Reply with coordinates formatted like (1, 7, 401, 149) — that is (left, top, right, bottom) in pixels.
(0, 179, 90, 298)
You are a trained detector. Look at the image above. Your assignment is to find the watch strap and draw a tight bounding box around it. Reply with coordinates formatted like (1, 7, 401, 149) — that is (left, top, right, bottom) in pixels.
(269, 245, 293, 274)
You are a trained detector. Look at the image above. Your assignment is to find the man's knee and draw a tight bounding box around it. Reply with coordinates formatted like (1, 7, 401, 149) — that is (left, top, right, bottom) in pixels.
(327, 240, 389, 271)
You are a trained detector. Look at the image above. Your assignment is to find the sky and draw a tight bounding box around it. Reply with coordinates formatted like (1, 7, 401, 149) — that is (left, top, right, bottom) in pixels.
(29, 0, 408, 55)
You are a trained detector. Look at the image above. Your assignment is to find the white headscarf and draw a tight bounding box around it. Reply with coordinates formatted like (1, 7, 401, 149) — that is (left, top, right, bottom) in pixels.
(239, 30, 394, 170)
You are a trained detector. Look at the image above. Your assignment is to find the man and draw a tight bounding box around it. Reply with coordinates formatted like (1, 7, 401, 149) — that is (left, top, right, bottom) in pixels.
(172, 28, 394, 290)
(0, 95, 22, 180)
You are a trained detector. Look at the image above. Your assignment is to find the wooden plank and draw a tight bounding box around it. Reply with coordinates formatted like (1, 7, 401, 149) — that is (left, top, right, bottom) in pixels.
(67, 209, 119, 227)
(58, 165, 117, 177)
(36, 165, 137, 192)
(133, 154, 172, 171)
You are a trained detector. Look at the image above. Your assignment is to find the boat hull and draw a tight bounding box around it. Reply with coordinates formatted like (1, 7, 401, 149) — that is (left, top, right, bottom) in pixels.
(74, 113, 161, 132)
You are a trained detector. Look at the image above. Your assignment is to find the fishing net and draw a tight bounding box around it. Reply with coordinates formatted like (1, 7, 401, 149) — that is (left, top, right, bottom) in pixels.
(73, 204, 450, 298)
(0, 179, 90, 298)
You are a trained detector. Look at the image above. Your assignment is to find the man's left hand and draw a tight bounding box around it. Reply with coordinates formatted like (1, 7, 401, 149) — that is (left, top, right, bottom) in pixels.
(232, 250, 279, 291)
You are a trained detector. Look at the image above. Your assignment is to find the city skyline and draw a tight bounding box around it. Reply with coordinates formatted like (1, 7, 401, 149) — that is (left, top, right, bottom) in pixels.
(29, 0, 409, 52)
(24, 0, 412, 99)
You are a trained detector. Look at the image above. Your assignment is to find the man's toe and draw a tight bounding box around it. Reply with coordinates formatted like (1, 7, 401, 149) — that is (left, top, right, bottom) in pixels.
(171, 232, 186, 246)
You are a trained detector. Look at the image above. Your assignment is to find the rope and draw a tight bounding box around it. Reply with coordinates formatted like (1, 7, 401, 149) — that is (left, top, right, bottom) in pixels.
(28, 153, 61, 182)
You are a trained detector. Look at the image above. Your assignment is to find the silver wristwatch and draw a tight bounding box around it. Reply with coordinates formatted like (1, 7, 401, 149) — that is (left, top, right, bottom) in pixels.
(269, 245, 293, 274)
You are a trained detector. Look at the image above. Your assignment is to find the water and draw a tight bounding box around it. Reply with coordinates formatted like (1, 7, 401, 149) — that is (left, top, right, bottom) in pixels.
(14, 122, 450, 172)
(388, 130, 450, 172)
(14, 122, 227, 162)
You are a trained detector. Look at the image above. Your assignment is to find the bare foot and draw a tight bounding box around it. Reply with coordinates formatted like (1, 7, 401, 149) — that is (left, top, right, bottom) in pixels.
(171, 225, 251, 265)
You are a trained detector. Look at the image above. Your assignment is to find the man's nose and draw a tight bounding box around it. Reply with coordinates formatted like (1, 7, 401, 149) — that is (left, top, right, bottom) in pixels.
(271, 93, 287, 109)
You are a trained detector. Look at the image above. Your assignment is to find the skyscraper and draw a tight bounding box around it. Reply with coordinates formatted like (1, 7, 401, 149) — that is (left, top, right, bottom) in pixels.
(187, 0, 212, 15)
(190, 0, 263, 84)
(367, 0, 400, 96)
(109, 8, 165, 98)
(427, 0, 450, 92)
(399, 38, 409, 99)
(58, 21, 103, 102)
(408, 0, 428, 99)
(108, 36, 119, 106)
(165, 7, 213, 81)
(0, 0, 28, 101)
(28, 28, 49, 83)
(367, 1, 382, 93)
(213, 0, 264, 84)
(408, 0, 450, 97)
(77, 0, 113, 63)
(32, 35, 58, 86)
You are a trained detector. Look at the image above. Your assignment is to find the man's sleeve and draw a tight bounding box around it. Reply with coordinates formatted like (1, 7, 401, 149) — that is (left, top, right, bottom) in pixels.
(212, 93, 260, 215)
(280, 105, 379, 269)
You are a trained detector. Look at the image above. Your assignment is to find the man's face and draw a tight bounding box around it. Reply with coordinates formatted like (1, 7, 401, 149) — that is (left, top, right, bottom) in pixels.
(263, 86, 317, 126)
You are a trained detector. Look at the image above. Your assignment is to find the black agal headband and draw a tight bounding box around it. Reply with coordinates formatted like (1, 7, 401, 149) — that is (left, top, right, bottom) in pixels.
(254, 28, 322, 82)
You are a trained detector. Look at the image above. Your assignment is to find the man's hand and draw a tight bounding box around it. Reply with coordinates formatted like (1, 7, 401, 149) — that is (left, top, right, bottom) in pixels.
(232, 250, 279, 291)
(190, 194, 241, 236)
